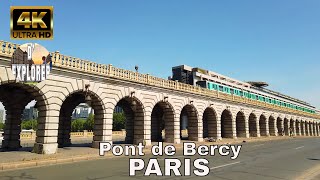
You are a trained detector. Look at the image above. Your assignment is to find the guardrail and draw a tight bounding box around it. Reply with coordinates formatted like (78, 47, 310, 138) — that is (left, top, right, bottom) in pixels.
(0, 40, 319, 120)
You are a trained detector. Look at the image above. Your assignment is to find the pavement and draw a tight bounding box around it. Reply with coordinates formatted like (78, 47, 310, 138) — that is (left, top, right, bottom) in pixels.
(0, 136, 319, 180)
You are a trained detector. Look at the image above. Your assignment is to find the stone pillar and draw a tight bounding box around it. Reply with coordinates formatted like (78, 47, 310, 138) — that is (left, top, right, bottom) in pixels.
(306, 123, 309, 136)
(143, 111, 151, 146)
(245, 116, 250, 138)
(231, 114, 237, 139)
(2, 107, 24, 149)
(216, 116, 222, 140)
(266, 119, 270, 136)
(92, 109, 112, 148)
(281, 120, 285, 136)
(197, 113, 204, 142)
(34, 116, 59, 154)
(292, 122, 296, 136)
(297, 122, 301, 136)
(173, 115, 181, 144)
(256, 119, 261, 138)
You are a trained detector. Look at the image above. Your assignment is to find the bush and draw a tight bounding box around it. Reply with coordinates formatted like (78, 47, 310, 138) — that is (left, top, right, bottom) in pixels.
(71, 119, 86, 132)
(21, 119, 37, 130)
(113, 112, 125, 131)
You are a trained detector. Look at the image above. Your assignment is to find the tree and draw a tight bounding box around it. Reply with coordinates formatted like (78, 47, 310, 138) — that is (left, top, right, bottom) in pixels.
(21, 119, 37, 130)
(71, 119, 86, 132)
(113, 112, 125, 131)
(84, 114, 94, 131)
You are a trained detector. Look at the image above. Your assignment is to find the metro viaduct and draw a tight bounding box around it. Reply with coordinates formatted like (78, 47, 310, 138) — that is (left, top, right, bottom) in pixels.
(0, 41, 319, 154)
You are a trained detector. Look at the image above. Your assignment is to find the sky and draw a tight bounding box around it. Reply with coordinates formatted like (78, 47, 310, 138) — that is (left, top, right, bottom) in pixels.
(0, 0, 319, 110)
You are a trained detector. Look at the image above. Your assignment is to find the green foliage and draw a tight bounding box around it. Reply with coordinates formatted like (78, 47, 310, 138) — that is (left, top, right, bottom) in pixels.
(71, 119, 86, 132)
(84, 114, 94, 131)
(0, 122, 5, 130)
(113, 112, 126, 131)
(70, 112, 126, 132)
(21, 119, 37, 130)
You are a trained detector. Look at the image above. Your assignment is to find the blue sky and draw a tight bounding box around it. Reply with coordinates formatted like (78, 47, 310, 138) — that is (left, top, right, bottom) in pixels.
(0, 0, 320, 108)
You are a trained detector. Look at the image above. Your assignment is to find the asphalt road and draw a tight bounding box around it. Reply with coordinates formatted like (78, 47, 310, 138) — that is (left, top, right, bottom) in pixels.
(0, 137, 319, 180)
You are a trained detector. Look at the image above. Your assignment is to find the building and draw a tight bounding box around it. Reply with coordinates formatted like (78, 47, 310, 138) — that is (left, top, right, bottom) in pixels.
(114, 106, 124, 113)
(72, 103, 94, 119)
(22, 107, 38, 120)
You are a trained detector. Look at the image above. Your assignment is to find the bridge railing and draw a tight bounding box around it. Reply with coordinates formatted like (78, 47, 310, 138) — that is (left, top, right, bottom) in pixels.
(1, 40, 319, 120)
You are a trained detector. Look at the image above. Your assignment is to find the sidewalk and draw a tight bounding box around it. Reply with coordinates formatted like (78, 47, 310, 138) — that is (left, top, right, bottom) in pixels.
(0, 136, 316, 171)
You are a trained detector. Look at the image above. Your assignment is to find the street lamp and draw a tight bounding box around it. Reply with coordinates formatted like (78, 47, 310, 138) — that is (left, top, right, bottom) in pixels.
(85, 84, 92, 106)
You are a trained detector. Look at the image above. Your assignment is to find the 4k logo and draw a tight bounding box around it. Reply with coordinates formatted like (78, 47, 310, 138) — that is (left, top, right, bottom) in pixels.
(10, 6, 53, 40)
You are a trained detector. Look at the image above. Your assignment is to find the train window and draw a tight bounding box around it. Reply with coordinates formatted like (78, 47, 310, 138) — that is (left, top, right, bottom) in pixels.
(213, 84, 218, 90)
(230, 88, 234, 94)
(219, 85, 223, 91)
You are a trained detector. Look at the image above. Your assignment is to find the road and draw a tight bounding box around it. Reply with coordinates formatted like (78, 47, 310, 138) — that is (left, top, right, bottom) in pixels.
(0, 137, 319, 180)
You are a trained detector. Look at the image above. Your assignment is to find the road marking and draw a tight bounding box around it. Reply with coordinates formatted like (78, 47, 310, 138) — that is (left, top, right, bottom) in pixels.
(210, 161, 241, 170)
(252, 144, 264, 147)
(295, 146, 304, 150)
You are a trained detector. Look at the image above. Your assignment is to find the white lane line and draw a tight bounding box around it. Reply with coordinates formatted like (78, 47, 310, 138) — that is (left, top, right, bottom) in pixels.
(295, 146, 304, 150)
(210, 161, 241, 170)
(252, 144, 264, 147)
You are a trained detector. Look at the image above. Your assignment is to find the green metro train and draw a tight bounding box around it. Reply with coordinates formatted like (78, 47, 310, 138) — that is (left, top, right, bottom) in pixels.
(196, 81, 316, 114)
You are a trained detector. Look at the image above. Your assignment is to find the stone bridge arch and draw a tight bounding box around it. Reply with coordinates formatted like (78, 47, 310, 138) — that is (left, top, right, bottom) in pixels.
(150, 100, 175, 143)
(268, 115, 277, 136)
(202, 106, 218, 139)
(57, 87, 107, 148)
(249, 112, 258, 137)
(235, 111, 246, 138)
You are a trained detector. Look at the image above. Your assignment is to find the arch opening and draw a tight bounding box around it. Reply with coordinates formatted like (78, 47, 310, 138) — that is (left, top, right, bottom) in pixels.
(268, 116, 276, 136)
(221, 109, 233, 138)
(259, 115, 268, 136)
(284, 118, 289, 136)
(235, 111, 246, 138)
(58, 90, 105, 148)
(180, 105, 198, 141)
(151, 101, 174, 142)
(202, 108, 217, 139)
(276, 117, 283, 136)
(295, 121, 300, 136)
(0, 83, 46, 151)
(114, 97, 144, 144)
(249, 113, 258, 137)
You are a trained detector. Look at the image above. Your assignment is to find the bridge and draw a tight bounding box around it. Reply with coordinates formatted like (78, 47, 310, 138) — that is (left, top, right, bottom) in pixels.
(0, 40, 319, 154)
